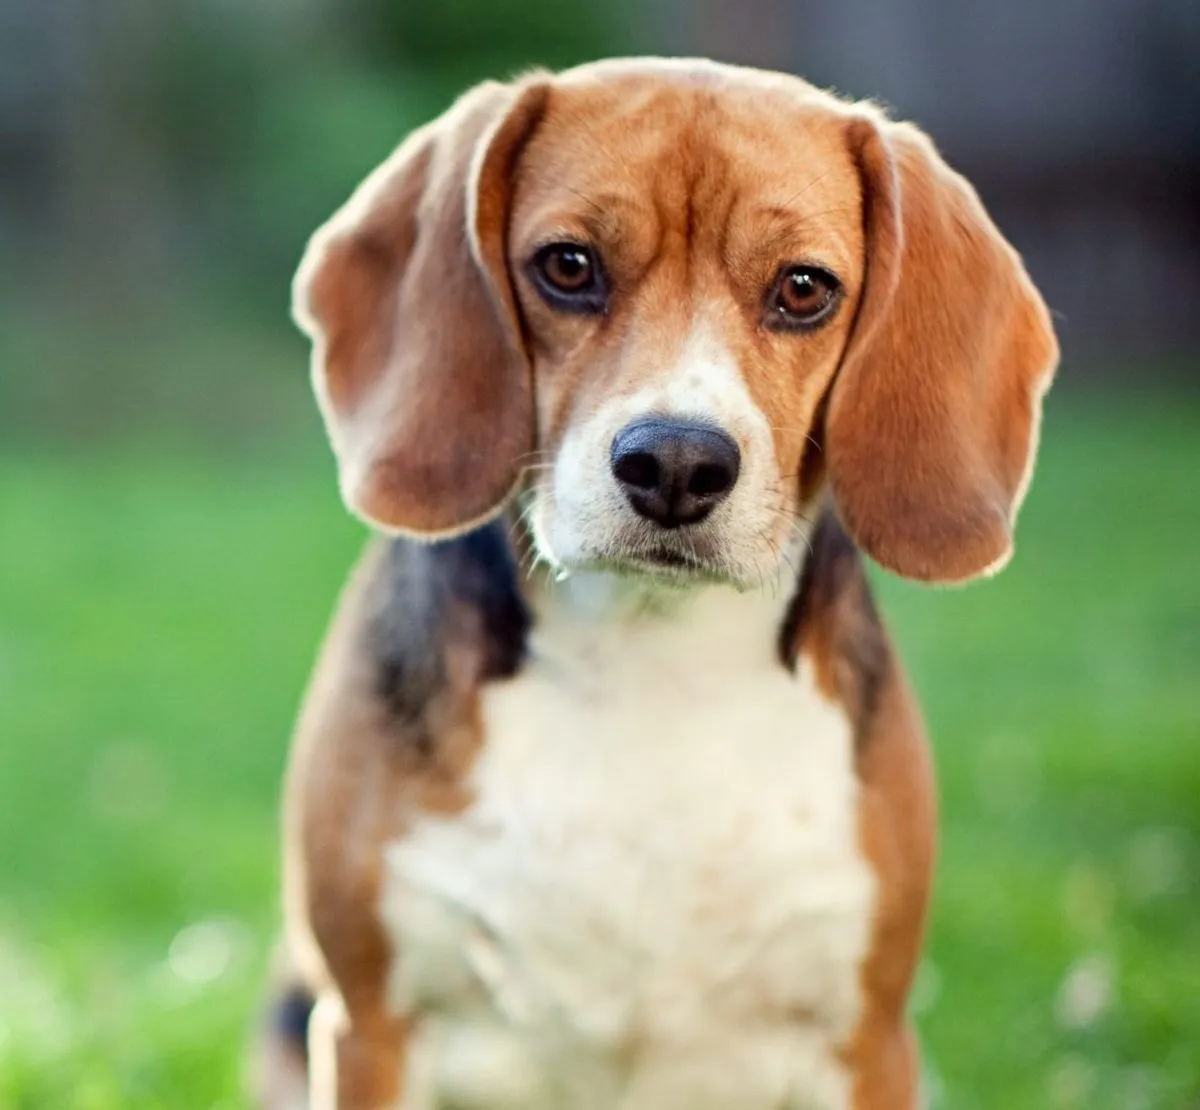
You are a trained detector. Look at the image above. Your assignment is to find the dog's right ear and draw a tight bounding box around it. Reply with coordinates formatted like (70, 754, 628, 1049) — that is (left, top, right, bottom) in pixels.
(293, 79, 549, 538)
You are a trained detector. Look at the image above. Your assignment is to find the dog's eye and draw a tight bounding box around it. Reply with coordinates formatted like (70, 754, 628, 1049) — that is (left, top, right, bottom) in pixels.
(528, 242, 607, 314)
(767, 265, 842, 331)
(539, 245, 593, 292)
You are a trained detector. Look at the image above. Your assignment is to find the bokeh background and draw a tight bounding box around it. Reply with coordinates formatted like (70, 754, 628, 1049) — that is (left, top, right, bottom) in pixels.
(1, 2, 1197, 1108)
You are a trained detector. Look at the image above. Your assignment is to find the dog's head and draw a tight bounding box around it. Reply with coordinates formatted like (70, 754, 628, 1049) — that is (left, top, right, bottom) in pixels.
(294, 59, 1058, 587)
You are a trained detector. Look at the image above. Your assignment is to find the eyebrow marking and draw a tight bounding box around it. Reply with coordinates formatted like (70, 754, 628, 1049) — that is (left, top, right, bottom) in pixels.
(554, 188, 644, 218)
(526, 190, 652, 251)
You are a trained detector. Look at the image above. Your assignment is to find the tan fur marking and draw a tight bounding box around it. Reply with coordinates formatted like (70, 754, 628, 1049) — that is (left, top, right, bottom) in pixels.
(783, 519, 935, 1110)
(845, 667, 936, 1110)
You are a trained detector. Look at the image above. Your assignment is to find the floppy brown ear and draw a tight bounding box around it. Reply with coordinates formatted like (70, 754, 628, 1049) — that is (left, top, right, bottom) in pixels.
(826, 112, 1059, 583)
(292, 79, 549, 537)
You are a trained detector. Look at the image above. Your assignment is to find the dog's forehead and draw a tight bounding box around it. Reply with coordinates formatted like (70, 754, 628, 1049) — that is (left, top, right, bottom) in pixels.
(513, 65, 858, 229)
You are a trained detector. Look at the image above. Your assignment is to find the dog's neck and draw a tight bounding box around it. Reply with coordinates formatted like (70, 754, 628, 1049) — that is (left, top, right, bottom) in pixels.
(369, 503, 882, 732)
(514, 521, 817, 677)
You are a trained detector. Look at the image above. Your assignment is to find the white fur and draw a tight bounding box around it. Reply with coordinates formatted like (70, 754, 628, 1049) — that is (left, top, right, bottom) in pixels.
(380, 575, 875, 1110)
(532, 321, 792, 587)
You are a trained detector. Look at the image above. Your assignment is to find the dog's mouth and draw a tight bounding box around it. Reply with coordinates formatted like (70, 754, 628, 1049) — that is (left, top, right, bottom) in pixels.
(582, 539, 732, 585)
(526, 487, 755, 587)
(640, 546, 692, 569)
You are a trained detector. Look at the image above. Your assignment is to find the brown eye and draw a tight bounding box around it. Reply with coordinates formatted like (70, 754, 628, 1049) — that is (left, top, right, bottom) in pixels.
(541, 246, 592, 291)
(768, 265, 842, 330)
(528, 242, 607, 314)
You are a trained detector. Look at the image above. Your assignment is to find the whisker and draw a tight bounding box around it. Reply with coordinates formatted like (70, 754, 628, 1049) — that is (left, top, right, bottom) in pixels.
(521, 544, 545, 582)
(777, 539, 802, 582)
(513, 450, 554, 467)
(562, 183, 606, 217)
(512, 499, 548, 582)
(507, 515, 533, 554)
(762, 502, 813, 526)
(787, 204, 860, 225)
(776, 168, 835, 211)
(766, 428, 824, 454)
(765, 510, 816, 563)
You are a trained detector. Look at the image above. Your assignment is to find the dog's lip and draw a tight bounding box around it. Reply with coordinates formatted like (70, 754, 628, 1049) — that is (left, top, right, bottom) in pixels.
(641, 547, 693, 568)
(579, 543, 728, 582)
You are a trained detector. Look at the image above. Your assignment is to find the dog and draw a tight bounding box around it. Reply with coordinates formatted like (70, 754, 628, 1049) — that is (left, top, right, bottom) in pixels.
(258, 57, 1058, 1110)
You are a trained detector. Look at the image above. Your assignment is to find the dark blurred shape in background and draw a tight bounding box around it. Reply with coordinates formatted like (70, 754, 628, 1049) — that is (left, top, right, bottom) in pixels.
(1, 0, 1197, 446)
(666, 0, 1200, 366)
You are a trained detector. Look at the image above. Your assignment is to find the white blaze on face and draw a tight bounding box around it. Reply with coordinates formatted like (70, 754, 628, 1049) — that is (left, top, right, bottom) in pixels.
(532, 321, 791, 583)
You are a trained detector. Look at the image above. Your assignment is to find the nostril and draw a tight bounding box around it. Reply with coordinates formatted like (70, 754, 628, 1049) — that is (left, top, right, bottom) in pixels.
(687, 462, 734, 498)
(613, 451, 660, 491)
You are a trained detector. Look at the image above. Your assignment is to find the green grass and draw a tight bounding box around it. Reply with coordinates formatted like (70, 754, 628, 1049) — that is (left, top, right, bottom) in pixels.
(1, 396, 1197, 1109)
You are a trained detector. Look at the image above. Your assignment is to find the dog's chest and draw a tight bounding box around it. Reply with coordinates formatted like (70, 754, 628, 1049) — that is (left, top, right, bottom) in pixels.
(381, 582, 875, 1110)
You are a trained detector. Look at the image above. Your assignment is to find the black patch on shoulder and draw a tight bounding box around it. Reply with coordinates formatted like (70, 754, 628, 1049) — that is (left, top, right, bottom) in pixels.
(367, 519, 531, 727)
(778, 508, 890, 734)
(445, 523, 533, 682)
(272, 983, 314, 1058)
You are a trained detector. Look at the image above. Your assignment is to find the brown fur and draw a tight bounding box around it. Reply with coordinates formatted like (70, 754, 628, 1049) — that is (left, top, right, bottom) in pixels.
(846, 664, 936, 1110)
(779, 511, 935, 1110)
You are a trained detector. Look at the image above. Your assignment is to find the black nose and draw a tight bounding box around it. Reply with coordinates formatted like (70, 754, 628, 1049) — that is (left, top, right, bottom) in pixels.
(610, 417, 741, 528)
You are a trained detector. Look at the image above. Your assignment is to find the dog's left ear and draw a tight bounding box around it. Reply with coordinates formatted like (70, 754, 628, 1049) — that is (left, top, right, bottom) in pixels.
(293, 79, 549, 538)
(826, 111, 1059, 583)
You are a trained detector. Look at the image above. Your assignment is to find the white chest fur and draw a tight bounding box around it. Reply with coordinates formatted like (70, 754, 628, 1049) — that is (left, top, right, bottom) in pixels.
(380, 576, 875, 1110)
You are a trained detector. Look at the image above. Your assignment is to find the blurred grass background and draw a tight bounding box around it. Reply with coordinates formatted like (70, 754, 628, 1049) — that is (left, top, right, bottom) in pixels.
(1, 1, 1198, 1108)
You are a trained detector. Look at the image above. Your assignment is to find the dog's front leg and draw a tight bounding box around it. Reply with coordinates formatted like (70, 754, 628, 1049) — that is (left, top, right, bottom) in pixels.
(308, 992, 408, 1110)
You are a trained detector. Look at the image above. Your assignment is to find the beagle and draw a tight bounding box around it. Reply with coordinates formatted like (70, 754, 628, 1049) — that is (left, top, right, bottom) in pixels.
(260, 57, 1058, 1110)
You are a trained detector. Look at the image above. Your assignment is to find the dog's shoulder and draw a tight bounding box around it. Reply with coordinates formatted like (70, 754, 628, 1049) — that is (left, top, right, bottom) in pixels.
(779, 509, 891, 737)
(368, 520, 532, 724)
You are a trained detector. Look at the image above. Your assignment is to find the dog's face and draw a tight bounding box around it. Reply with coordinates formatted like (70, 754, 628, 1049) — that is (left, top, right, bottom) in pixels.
(509, 73, 862, 584)
(295, 59, 1058, 586)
